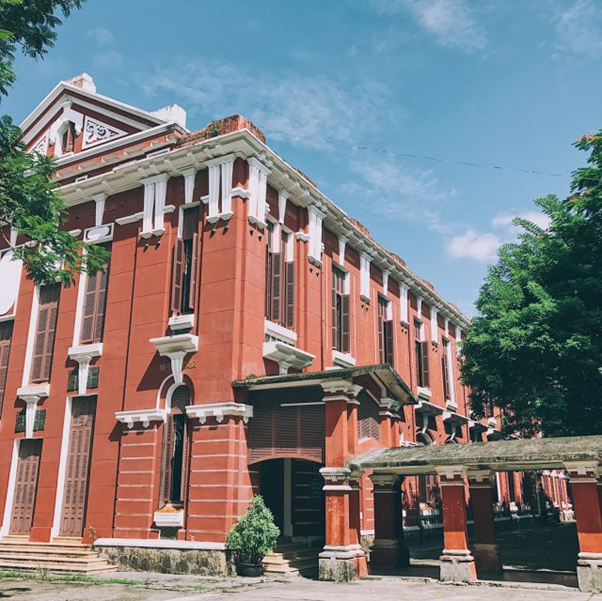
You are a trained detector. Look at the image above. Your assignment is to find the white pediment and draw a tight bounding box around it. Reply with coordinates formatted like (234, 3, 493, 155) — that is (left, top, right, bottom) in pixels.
(82, 116, 127, 149)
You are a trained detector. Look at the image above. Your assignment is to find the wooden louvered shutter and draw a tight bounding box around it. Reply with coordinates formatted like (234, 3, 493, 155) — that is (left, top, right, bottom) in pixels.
(187, 232, 198, 312)
(265, 250, 273, 320)
(341, 295, 350, 353)
(0, 321, 13, 415)
(80, 261, 109, 344)
(420, 341, 430, 388)
(10, 439, 42, 535)
(385, 320, 394, 365)
(31, 284, 60, 383)
(284, 262, 294, 329)
(331, 288, 338, 349)
(271, 253, 282, 324)
(160, 417, 175, 506)
(442, 353, 450, 400)
(94, 266, 109, 342)
(171, 239, 184, 315)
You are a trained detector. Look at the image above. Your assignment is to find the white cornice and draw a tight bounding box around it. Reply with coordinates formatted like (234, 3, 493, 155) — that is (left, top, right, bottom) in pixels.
(185, 402, 253, 424)
(55, 127, 470, 328)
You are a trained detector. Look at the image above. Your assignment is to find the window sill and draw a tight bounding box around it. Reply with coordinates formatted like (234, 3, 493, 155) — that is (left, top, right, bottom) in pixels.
(332, 350, 356, 369)
(417, 386, 432, 401)
(265, 319, 297, 346)
(169, 314, 194, 332)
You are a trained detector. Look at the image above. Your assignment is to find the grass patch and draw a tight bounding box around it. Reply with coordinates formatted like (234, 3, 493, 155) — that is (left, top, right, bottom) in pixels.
(0, 570, 142, 587)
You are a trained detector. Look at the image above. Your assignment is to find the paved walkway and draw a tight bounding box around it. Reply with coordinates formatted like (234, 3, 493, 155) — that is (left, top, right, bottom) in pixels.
(0, 573, 598, 601)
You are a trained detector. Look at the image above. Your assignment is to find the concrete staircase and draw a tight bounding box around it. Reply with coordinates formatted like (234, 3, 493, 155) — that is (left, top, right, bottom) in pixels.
(263, 539, 322, 578)
(0, 537, 117, 575)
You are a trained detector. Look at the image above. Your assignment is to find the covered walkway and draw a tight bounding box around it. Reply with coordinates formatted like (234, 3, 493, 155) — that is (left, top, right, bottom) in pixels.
(342, 435, 602, 593)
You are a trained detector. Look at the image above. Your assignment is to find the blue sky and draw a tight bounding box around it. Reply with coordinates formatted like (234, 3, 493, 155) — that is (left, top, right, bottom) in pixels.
(4, 0, 602, 315)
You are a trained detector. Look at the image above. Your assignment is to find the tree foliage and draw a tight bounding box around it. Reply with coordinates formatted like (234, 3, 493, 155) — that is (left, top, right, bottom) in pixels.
(0, 0, 107, 286)
(461, 134, 602, 437)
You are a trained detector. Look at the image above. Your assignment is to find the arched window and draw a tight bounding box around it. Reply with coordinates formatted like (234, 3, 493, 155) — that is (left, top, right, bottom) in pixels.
(160, 385, 191, 507)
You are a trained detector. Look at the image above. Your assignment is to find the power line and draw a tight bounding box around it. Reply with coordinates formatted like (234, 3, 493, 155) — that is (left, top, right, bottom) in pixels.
(262, 127, 569, 178)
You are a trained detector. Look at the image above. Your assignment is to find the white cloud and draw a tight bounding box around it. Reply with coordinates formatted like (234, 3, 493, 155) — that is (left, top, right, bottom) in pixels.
(446, 209, 550, 263)
(342, 155, 456, 233)
(554, 0, 602, 56)
(86, 27, 115, 47)
(370, 0, 487, 52)
(446, 229, 501, 262)
(95, 49, 124, 68)
(140, 60, 390, 150)
(492, 210, 551, 231)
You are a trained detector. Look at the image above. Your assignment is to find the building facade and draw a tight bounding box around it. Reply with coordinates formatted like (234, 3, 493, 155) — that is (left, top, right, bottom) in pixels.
(0, 74, 568, 576)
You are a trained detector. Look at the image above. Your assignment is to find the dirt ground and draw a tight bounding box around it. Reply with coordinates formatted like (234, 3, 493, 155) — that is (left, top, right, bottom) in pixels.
(0, 572, 598, 601)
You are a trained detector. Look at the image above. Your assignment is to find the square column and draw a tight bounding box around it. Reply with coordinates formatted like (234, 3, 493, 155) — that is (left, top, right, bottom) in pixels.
(319, 467, 367, 582)
(319, 381, 367, 582)
(468, 470, 502, 574)
(436, 466, 477, 584)
(369, 473, 409, 569)
(566, 461, 602, 593)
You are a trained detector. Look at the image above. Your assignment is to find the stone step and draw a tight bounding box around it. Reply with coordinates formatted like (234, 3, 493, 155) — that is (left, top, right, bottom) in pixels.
(0, 561, 118, 574)
(0, 546, 97, 557)
(0, 553, 109, 566)
(0, 541, 92, 551)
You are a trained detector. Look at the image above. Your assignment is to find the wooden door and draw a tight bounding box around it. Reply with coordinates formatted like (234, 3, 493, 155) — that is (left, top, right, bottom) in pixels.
(10, 439, 42, 535)
(60, 398, 96, 537)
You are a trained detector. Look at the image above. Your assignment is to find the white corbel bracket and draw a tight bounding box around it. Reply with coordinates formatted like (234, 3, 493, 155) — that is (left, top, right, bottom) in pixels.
(185, 402, 253, 424)
(150, 334, 199, 386)
(115, 408, 166, 429)
(68, 343, 103, 395)
(17, 384, 50, 439)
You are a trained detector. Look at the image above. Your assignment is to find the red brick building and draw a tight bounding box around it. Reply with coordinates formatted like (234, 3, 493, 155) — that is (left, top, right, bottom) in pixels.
(0, 74, 568, 577)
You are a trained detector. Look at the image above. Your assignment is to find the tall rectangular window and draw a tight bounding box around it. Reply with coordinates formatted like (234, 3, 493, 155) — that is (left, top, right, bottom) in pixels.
(415, 319, 429, 388)
(265, 223, 294, 328)
(441, 338, 452, 401)
(332, 266, 350, 353)
(0, 321, 13, 415)
(31, 284, 60, 383)
(378, 296, 394, 364)
(171, 206, 199, 315)
(80, 245, 110, 344)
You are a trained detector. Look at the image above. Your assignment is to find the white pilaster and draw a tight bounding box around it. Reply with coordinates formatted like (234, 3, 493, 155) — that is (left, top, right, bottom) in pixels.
(360, 252, 371, 301)
(430, 306, 438, 342)
(182, 168, 196, 205)
(220, 158, 235, 220)
(307, 205, 325, 263)
(400, 285, 409, 323)
(278, 192, 288, 225)
(93, 193, 106, 227)
(338, 236, 347, 266)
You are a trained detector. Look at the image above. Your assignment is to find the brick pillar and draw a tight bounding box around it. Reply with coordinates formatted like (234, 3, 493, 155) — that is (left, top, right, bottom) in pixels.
(468, 470, 502, 574)
(319, 380, 366, 582)
(566, 461, 602, 593)
(436, 466, 476, 584)
(369, 473, 409, 569)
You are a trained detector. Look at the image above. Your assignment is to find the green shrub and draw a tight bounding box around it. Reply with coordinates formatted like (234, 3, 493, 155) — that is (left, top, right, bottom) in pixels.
(226, 496, 280, 565)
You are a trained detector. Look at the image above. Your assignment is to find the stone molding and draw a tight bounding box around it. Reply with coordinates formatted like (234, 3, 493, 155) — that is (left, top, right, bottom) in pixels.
(185, 402, 253, 424)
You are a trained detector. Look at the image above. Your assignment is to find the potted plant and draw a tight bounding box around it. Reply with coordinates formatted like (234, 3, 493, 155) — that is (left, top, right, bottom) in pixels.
(226, 495, 280, 577)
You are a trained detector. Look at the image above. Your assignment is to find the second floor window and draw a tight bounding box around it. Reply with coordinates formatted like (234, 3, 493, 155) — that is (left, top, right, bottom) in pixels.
(332, 266, 350, 353)
(31, 283, 60, 383)
(171, 206, 199, 316)
(415, 319, 430, 388)
(378, 296, 393, 364)
(0, 321, 14, 415)
(80, 245, 110, 344)
(441, 338, 452, 401)
(265, 224, 294, 328)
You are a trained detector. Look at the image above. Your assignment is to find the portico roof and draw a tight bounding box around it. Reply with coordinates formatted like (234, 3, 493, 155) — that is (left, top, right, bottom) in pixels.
(349, 435, 602, 474)
(233, 363, 416, 406)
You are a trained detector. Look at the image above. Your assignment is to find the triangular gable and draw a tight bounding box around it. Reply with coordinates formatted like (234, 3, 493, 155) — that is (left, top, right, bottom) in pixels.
(21, 75, 173, 158)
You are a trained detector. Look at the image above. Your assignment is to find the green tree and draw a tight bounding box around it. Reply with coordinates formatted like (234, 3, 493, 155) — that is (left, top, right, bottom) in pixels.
(461, 133, 602, 437)
(0, 0, 107, 286)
